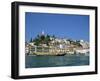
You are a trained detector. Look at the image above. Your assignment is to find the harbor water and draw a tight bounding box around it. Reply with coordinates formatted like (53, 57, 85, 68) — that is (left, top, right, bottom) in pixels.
(25, 54, 89, 68)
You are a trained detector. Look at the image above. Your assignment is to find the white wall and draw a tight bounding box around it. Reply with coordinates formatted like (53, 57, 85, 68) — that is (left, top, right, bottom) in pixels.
(0, 0, 99, 81)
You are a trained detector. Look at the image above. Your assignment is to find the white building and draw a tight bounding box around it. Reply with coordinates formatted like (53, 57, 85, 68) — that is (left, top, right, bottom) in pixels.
(25, 43, 30, 54)
(80, 41, 89, 48)
(75, 48, 89, 54)
(29, 42, 35, 46)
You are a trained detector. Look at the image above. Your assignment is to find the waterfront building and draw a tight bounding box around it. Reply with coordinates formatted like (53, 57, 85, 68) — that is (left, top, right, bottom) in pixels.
(75, 48, 89, 54)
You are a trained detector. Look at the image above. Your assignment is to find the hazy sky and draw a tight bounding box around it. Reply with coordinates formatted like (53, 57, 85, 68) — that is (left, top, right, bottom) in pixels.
(25, 12, 89, 42)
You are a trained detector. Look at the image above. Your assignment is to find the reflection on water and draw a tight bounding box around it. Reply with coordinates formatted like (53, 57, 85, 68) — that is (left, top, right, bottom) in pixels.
(25, 54, 89, 68)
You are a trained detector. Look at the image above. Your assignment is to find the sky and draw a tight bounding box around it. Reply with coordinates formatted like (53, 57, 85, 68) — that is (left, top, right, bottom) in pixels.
(25, 12, 89, 42)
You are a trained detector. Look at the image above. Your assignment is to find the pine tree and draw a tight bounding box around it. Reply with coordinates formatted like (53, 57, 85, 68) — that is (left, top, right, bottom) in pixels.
(30, 37, 33, 42)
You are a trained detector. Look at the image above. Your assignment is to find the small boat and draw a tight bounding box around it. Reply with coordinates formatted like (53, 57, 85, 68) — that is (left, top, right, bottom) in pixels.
(56, 53, 66, 56)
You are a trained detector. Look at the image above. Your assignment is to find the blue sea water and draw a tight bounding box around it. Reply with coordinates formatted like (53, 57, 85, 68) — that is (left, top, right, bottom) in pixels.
(25, 54, 89, 68)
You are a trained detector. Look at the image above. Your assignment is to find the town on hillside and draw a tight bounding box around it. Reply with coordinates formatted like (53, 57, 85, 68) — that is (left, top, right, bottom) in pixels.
(25, 31, 89, 56)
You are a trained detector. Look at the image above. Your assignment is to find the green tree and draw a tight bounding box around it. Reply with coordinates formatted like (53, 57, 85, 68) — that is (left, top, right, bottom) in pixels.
(30, 37, 33, 42)
(52, 35, 56, 39)
(33, 38, 40, 46)
(45, 35, 51, 46)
